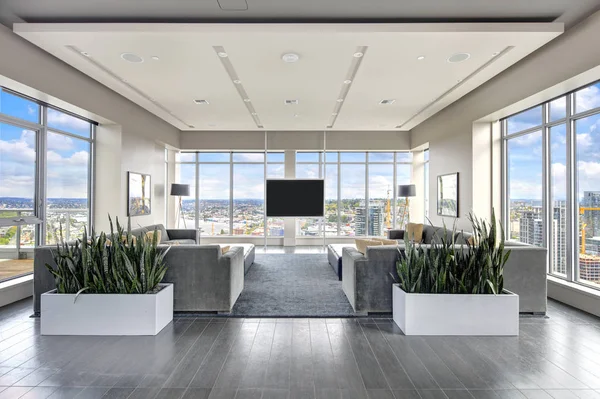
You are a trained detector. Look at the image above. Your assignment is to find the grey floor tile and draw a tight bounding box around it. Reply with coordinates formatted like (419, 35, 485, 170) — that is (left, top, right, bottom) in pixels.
(0, 386, 34, 399)
(417, 391, 448, 399)
(20, 386, 59, 399)
(290, 388, 315, 399)
(47, 387, 84, 399)
(262, 390, 290, 399)
(181, 389, 211, 399)
(520, 391, 554, 399)
(316, 389, 341, 399)
(100, 388, 135, 399)
(74, 387, 111, 399)
(570, 391, 600, 399)
(366, 390, 395, 399)
(391, 391, 420, 399)
(207, 390, 237, 399)
(154, 388, 187, 399)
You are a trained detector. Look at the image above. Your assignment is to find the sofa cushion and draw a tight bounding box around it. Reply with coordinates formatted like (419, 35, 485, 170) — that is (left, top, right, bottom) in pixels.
(454, 231, 473, 245)
(371, 237, 398, 245)
(163, 239, 196, 245)
(422, 225, 438, 244)
(431, 227, 456, 245)
(144, 230, 162, 244)
(406, 223, 424, 242)
(355, 239, 383, 254)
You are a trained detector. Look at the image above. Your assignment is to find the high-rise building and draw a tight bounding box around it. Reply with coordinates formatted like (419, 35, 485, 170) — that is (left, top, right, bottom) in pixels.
(579, 254, 600, 283)
(553, 201, 567, 274)
(519, 207, 544, 246)
(356, 205, 384, 236)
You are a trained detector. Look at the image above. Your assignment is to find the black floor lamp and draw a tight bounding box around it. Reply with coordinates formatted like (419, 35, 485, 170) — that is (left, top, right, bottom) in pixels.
(398, 184, 416, 228)
(171, 183, 190, 228)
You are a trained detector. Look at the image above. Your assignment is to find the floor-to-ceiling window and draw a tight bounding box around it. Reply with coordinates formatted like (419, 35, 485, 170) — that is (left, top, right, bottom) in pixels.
(175, 151, 284, 237)
(296, 151, 412, 237)
(0, 88, 94, 281)
(502, 80, 600, 289)
(424, 149, 430, 221)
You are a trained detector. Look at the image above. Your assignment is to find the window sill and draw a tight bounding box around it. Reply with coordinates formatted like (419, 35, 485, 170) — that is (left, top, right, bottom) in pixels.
(547, 275, 600, 318)
(0, 274, 33, 308)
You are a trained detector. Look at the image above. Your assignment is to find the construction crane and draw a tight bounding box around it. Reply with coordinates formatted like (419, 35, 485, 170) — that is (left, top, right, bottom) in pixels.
(579, 206, 600, 253)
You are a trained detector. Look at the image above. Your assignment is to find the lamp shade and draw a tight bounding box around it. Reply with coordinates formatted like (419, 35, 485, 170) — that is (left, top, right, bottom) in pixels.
(170, 183, 190, 196)
(398, 184, 416, 197)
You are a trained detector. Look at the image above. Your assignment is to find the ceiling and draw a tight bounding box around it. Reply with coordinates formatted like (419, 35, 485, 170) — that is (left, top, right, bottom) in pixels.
(14, 23, 563, 131)
(1, 0, 598, 24)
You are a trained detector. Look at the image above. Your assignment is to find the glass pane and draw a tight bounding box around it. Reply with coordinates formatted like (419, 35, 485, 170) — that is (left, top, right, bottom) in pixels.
(175, 163, 196, 229)
(368, 164, 393, 236)
(0, 124, 36, 218)
(549, 97, 567, 122)
(341, 164, 365, 236)
(340, 152, 366, 162)
(296, 217, 323, 236)
(550, 124, 567, 275)
(297, 152, 320, 163)
(325, 164, 338, 236)
(199, 164, 230, 236)
(368, 152, 394, 162)
(0, 89, 40, 123)
(47, 108, 91, 138)
(198, 152, 229, 162)
(576, 113, 600, 287)
(575, 82, 600, 114)
(0, 224, 35, 282)
(267, 164, 285, 178)
(267, 153, 285, 163)
(423, 149, 429, 162)
(396, 163, 413, 228)
(46, 132, 90, 244)
(326, 152, 338, 163)
(233, 164, 264, 235)
(506, 131, 543, 245)
(424, 161, 429, 220)
(396, 152, 413, 163)
(176, 152, 197, 162)
(296, 164, 321, 179)
(506, 106, 542, 135)
(233, 153, 264, 163)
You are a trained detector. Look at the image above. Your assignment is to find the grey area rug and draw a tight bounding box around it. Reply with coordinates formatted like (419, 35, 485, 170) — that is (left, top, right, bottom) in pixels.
(230, 254, 355, 317)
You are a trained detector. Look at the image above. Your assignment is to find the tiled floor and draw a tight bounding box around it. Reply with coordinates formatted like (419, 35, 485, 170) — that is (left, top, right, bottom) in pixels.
(1, 298, 600, 399)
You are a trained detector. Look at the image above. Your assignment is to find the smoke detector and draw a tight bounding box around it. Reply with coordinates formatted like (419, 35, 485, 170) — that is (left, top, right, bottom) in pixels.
(285, 99, 299, 105)
(282, 53, 300, 63)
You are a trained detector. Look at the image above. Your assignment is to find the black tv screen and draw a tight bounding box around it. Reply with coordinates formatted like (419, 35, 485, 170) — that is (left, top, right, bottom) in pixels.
(266, 179, 324, 217)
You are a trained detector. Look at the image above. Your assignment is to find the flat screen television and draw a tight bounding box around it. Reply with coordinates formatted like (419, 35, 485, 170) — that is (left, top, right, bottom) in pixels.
(266, 179, 324, 217)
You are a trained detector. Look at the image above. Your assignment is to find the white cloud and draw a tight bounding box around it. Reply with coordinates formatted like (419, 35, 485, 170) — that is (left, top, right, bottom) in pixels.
(576, 85, 600, 112)
(47, 133, 75, 151)
(47, 109, 90, 133)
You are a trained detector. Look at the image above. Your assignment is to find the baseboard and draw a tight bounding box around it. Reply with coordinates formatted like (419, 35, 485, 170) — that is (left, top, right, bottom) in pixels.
(548, 276, 600, 318)
(0, 275, 33, 308)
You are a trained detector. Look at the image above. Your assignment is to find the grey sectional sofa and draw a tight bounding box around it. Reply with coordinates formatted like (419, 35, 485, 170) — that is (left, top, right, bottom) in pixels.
(339, 224, 547, 315)
(34, 224, 255, 314)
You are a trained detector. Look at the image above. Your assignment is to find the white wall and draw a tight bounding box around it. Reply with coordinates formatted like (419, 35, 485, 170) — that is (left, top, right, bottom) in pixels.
(410, 9, 600, 229)
(0, 25, 180, 231)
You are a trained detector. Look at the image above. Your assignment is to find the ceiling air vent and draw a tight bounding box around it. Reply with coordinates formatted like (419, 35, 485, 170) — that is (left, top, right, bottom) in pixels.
(379, 99, 396, 105)
(193, 99, 210, 105)
(285, 99, 299, 105)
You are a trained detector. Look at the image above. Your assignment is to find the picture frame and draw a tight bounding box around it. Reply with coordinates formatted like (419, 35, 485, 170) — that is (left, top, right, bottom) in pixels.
(128, 172, 151, 216)
(437, 172, 459, 217)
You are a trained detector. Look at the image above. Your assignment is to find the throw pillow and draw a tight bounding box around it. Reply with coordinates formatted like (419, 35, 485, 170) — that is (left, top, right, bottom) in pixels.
(121, 235, 136, 245)
(371, 237, 398, 245)
(221, 245, 231, 255)
(406, 223, 424, 242)
(355, 239, 383, 254)
(144, 230, 162, 244)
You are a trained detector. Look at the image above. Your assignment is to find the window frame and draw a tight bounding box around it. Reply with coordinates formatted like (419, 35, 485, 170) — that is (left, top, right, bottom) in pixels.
(501, 78, 600, 290)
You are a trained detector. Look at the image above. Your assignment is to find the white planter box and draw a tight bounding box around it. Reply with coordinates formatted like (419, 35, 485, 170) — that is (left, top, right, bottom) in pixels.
(41, 283, 173, 336)
(392, 284, 519, 336)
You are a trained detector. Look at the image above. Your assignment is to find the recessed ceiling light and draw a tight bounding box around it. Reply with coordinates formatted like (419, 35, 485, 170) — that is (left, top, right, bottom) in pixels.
(294, 113, 300, 118)
(285, 99, 299, 105)
(353, 52, 364, 58)
(151, 56, 160, 61)
(336, 98, 344, 103)
(233, 79, 242, 84)
(193, 99, 209, 105)
(80, 51, 91, 57)
(332, 112, 338, 116)
(120, 53, 144, 63)
(243, 98, 251, 102)
(417, 55, 426, 61)
(343, 80, 352, 84)
(218, 52, 228, 58)
(379, 99, 396, 105)
(447, 53, 471, 63)
(251, 112, 258, 116)
(282, 53, 300, 63)
(492, 52, 499, 57)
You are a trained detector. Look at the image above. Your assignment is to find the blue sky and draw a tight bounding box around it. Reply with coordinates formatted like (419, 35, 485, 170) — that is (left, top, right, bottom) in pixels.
(507, 82, 600, 201)
(0, 90, 91, 200)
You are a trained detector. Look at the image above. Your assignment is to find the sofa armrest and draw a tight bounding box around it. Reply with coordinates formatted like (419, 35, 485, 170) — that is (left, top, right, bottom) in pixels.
(219, 246, 245, 310)
(166, 229, 198, 242)
(342, 247, 367, 312)
(387, 229, 405, 240)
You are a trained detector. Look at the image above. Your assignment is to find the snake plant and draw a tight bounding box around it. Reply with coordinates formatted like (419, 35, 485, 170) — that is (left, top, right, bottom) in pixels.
(396, 209, 510, 294)
(46, 216, 170, 295)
